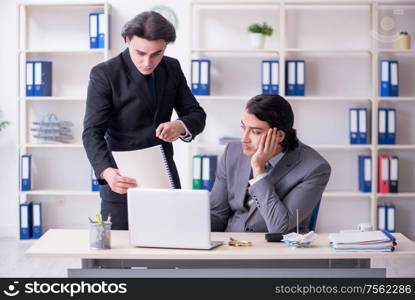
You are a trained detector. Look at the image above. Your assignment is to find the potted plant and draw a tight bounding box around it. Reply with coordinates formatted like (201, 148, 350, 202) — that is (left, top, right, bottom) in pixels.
(0, 120, 9, 132)
(247, 22, 273, 49)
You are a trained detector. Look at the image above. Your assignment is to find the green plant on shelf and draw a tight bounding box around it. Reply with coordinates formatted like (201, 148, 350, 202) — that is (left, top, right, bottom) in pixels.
(247, 22, 273, 36)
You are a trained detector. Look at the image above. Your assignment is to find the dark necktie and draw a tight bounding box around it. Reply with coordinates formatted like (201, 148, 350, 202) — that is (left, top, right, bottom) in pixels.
(145, 74, 157, 110)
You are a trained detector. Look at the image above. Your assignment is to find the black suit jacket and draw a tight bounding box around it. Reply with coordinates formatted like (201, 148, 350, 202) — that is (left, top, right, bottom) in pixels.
(83, 49, 206, 202)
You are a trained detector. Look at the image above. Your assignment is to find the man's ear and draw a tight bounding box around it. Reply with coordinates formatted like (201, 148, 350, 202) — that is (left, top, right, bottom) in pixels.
(125, 37, 130, 45)
(278, 130, 286, 143)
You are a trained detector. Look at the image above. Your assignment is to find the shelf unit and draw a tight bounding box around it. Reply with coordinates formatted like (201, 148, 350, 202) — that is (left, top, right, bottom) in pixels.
(17, 3, 110, 227)
(190, 0, 415, 234)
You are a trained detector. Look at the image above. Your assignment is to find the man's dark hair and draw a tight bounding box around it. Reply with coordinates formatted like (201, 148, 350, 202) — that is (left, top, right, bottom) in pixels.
(121, 11, 176, 43)
(246, 94, 299, 152)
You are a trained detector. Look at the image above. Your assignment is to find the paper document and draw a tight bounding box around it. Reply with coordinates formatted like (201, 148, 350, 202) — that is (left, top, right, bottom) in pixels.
(112, 145, 174, 189)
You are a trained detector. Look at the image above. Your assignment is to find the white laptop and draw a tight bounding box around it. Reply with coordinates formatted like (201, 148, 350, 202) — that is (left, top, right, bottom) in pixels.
(127, 188, 223, 250)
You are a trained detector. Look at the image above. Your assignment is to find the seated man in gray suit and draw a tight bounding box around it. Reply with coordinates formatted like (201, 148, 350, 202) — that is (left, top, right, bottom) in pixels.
(210, 94, 331, 233)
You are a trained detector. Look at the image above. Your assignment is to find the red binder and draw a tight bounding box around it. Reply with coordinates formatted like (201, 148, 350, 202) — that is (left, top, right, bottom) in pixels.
(378, 155, 390, 193)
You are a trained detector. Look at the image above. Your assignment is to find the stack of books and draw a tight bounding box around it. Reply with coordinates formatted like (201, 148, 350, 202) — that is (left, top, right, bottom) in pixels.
(329, 230, 396, 252)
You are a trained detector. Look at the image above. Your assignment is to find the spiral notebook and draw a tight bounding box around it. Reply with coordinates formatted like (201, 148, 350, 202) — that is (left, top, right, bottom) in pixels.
(112, 145, 175, 189)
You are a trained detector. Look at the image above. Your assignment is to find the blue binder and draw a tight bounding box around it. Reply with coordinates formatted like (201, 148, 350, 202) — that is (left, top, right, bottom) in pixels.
(31, 202, 42, 239)
(89, 13, 99, 48)
(358, 155, 372, 192)
(380, 60, 399, 97)
(270, 60, 279, 94)
(191, 59, 210, 95)
(386, 108, 396, 144)
(201, 155, 217, 191)
(19, 203, 32, 239)
(386, 204, 396, 232)
(91, 168, 100, 192)
(20, 154, 31, 191)
(358, 108, 368, 144)
(261, 60, 271, 94)
(377, 204, 386, 230)
(378, 108, 387, 144)
(390, 61, 399, 97)
(98, 12, 110, 49)
(380, 60, 390, 97)
(286, 60, 296, 96)
(349, 108, 358, 144)
(295, 60, 305, 96)
(26, 61, 34, 96)
(199, 60, 210, 95)
(33, 61, 52, 96)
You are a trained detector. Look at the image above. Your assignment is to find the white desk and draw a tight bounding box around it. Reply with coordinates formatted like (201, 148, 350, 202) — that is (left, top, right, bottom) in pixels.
(26, 229, 415, 278)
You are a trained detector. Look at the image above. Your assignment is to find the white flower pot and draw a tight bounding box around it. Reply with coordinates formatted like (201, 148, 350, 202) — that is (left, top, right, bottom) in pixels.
(249, 33, 265, 49)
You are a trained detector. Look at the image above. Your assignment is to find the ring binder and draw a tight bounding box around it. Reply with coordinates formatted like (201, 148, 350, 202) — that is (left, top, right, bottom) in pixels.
(159, 145, 176, 189)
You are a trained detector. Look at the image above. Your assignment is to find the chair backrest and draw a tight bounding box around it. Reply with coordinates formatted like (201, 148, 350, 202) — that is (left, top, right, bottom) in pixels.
(308, 200, 321, 232)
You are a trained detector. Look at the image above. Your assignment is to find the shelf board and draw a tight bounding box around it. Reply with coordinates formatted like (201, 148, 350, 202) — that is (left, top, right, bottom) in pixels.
(192, 144, 372, 150)
(377, 145, 415, 150)
(24, 97, 86, 102)
(378, 49, 415, 55)
(21, 49, 106, 54)
(23, 143, 84, 149)
(311, 144, 372, 150)
(197, 96, 371, 102)
(192, 48, 279, 53)
(21, 190, 99, 196)
(378, 97, 415, 102)
(22, 3, 109, 8)
(323, 191, 371, 198)
(196, 96, 248, 101)
(377, 192, 415, 198)
(285, 48, 371, 54)
(285, 96, 371, 102)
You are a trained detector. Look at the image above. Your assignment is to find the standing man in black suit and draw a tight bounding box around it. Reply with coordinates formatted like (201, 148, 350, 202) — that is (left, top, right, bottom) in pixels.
(83, 11, 206, 229)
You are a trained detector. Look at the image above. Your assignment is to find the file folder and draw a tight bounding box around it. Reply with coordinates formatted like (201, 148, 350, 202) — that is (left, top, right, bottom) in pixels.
(380, 60, 390, 97)
(199, 60, 210, 95)
(358, 155, 372, 192)
(378, 108, 387, 144)
(98, 12, 110, 49)
(296, 60, 305, 96)
(261, 60, 270, 94)
(390, 61, 399, 97)
(270, 60, 279, 94)
(192, 155, 202, 190)
(20, 154, 31, 191)
(31, 202, 42, 239)
(358, 108, 368, 144)
(191, 60, 200, 94)
(89, 13, 99, 48)
(377, 204, 386, 231)
(19, 202, 32, 239)
(389, 156, 398, 193)
(191, 59, 210, 95)
(378, 155, 390, 194)
(91, 168, 100, 192)
(286, 60, 296, 96)
(26, 61, 34, 96)
(349, 109, 358, 144)
(386, 204, 396, 232)
(33, 61, 52, 96)
(202, 155, 217, 191)
(386, 108, 396, 144)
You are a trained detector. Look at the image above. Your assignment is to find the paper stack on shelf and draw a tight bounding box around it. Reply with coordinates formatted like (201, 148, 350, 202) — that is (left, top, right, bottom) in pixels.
(329, 230, 396, 252)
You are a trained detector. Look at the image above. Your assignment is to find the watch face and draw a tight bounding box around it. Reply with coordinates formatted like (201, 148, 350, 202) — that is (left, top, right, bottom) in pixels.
(152, 5, 178, 29)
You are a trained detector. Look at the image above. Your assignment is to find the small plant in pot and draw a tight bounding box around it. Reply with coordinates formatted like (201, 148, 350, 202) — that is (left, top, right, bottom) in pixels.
(247, 22, 273, 49)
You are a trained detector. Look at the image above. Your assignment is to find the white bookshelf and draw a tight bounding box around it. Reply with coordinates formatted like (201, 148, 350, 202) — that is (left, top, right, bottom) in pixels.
(17, 3, 111, 231)
(190, 0, 415, 235)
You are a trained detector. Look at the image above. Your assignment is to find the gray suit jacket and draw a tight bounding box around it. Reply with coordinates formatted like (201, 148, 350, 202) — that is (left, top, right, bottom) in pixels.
(210, 141, 331, 233)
